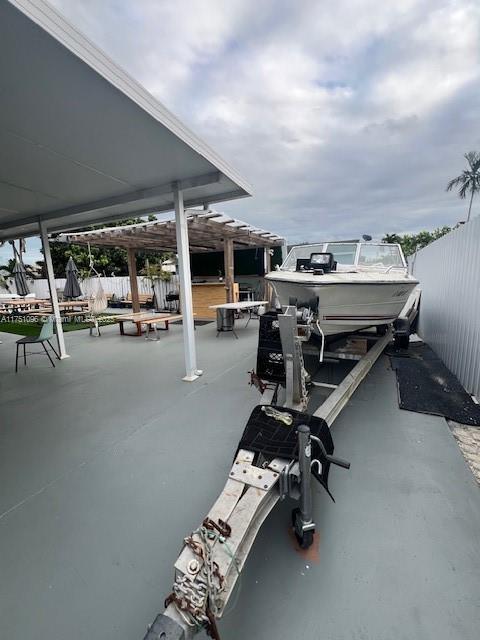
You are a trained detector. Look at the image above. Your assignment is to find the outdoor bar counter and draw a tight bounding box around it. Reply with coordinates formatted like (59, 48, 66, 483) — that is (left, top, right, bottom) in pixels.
(191, 282, 229, 319)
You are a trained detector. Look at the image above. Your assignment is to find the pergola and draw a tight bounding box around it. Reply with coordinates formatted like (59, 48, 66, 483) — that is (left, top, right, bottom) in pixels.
(0, 0, 252, 380)
(59, 210, 286, 307)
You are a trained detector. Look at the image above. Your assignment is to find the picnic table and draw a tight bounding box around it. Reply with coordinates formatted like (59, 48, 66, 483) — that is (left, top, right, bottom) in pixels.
(115, 312, 184, 340)
(0, 298, 50, 312)
(27, 300, 90, 318)
(58, 300, 90, 309)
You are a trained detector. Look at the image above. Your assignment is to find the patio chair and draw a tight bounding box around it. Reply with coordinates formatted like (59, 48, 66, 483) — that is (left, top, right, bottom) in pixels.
(238, 282, 254, 302)
(15, 317, 60, 372)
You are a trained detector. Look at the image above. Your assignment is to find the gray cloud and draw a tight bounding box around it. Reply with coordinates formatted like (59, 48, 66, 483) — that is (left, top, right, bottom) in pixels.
(46, 0, 480, 242)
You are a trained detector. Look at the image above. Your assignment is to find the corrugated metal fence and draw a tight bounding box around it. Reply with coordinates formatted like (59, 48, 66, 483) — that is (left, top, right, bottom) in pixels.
(411, 216, 480, 398)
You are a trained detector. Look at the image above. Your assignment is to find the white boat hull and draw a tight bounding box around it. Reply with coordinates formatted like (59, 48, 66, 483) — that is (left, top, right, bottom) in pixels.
(265, 272, 418, 336)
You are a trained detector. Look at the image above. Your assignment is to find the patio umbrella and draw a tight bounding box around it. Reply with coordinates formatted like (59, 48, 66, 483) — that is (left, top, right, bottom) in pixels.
(13, 260, 30, 297)
(64, 257, 82, 299)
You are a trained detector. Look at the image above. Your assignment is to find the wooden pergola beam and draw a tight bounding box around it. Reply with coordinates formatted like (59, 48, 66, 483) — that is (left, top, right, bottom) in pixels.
(60, 214, 285, 255)
(126, 248, 140, 313)
(64, 231, 279, 251)
(189, 220, 276, 247)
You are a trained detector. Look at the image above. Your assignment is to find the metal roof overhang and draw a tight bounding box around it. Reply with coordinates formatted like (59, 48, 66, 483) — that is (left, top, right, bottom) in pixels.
(0, 0, 252, 242)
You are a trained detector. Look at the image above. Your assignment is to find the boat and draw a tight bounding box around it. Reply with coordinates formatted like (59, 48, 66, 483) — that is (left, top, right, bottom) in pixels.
(265, 241, 419, 337)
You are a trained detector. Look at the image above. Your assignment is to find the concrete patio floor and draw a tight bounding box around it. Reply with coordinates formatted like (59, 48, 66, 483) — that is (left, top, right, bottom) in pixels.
(1, 322, 479, 640)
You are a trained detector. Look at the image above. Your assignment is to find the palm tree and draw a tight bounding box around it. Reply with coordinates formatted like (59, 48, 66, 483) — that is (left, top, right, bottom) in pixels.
(446, 151, 480, 222)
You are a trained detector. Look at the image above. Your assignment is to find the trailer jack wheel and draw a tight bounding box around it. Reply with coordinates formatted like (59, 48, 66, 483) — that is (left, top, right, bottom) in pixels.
(291, 507, 315, 550)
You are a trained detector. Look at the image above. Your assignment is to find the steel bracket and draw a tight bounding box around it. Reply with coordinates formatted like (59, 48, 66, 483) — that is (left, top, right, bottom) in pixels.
(228, 460, 279, 490)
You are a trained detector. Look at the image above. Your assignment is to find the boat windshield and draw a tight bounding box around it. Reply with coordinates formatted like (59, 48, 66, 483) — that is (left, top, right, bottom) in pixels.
(281, 242, 358, 270)
(358, 244, 404, 268)
(281, 242, 406, 271)
(281, 244, 325, 271)
(324, 243, 357, 265)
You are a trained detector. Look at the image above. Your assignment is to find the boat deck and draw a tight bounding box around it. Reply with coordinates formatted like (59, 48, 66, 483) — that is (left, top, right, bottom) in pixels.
(0, 322, 479, 639)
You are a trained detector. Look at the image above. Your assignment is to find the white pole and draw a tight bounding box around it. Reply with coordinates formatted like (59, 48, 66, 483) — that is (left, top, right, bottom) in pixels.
(39, 219, 68, 359)
(281, 240, 288, 263)
(174, 187, 202, 381)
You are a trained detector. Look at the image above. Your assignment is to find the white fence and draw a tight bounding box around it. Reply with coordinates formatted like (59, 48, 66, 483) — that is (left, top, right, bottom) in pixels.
(28, 275, 179, 308)
(411, 216, 480, 398)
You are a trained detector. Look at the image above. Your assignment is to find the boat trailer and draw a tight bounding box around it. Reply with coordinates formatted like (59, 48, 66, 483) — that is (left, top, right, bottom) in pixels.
(141, 305, 403, 640)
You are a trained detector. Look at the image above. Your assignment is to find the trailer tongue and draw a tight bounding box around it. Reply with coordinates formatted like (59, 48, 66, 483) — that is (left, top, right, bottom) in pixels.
(141, 306, 394, 640)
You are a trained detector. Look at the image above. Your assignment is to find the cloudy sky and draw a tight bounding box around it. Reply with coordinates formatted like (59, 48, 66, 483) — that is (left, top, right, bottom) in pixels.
(3, 0, 480, 264)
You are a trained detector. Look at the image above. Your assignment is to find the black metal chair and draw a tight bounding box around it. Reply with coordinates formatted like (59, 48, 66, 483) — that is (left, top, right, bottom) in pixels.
(165, 291, 180, 313)
(15, 317, 60, 372)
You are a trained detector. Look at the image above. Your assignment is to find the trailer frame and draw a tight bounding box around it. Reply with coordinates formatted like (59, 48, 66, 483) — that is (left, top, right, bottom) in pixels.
(141, 306, 396, 640)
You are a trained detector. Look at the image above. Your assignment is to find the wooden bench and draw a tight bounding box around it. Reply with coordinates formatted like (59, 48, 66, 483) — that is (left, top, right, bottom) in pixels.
(25, 308, 88, 318)
(62, 310, 89, 319)
(123, 293, 154, 307)
(23, 309, 52, 317)
(116, 312, 185, 338)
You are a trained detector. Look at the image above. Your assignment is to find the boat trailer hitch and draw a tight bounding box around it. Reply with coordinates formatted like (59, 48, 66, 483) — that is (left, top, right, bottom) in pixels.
(143, 613, 186, 640)
(140, 408, 350, 640)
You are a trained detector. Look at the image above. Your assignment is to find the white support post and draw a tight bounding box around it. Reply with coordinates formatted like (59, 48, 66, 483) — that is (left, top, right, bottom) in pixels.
(39, 219, 68, 359)
(174, 187, 202, 381)
(281, 240, 288, 263)
(126, 248, 140, 313)
(224, 237, 234, 303)
(264, 246, 273, 305)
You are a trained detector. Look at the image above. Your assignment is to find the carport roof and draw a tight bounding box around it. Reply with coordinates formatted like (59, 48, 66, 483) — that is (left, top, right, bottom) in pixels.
(0, 0, 252, 242)
(58, 210, 285, 253)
